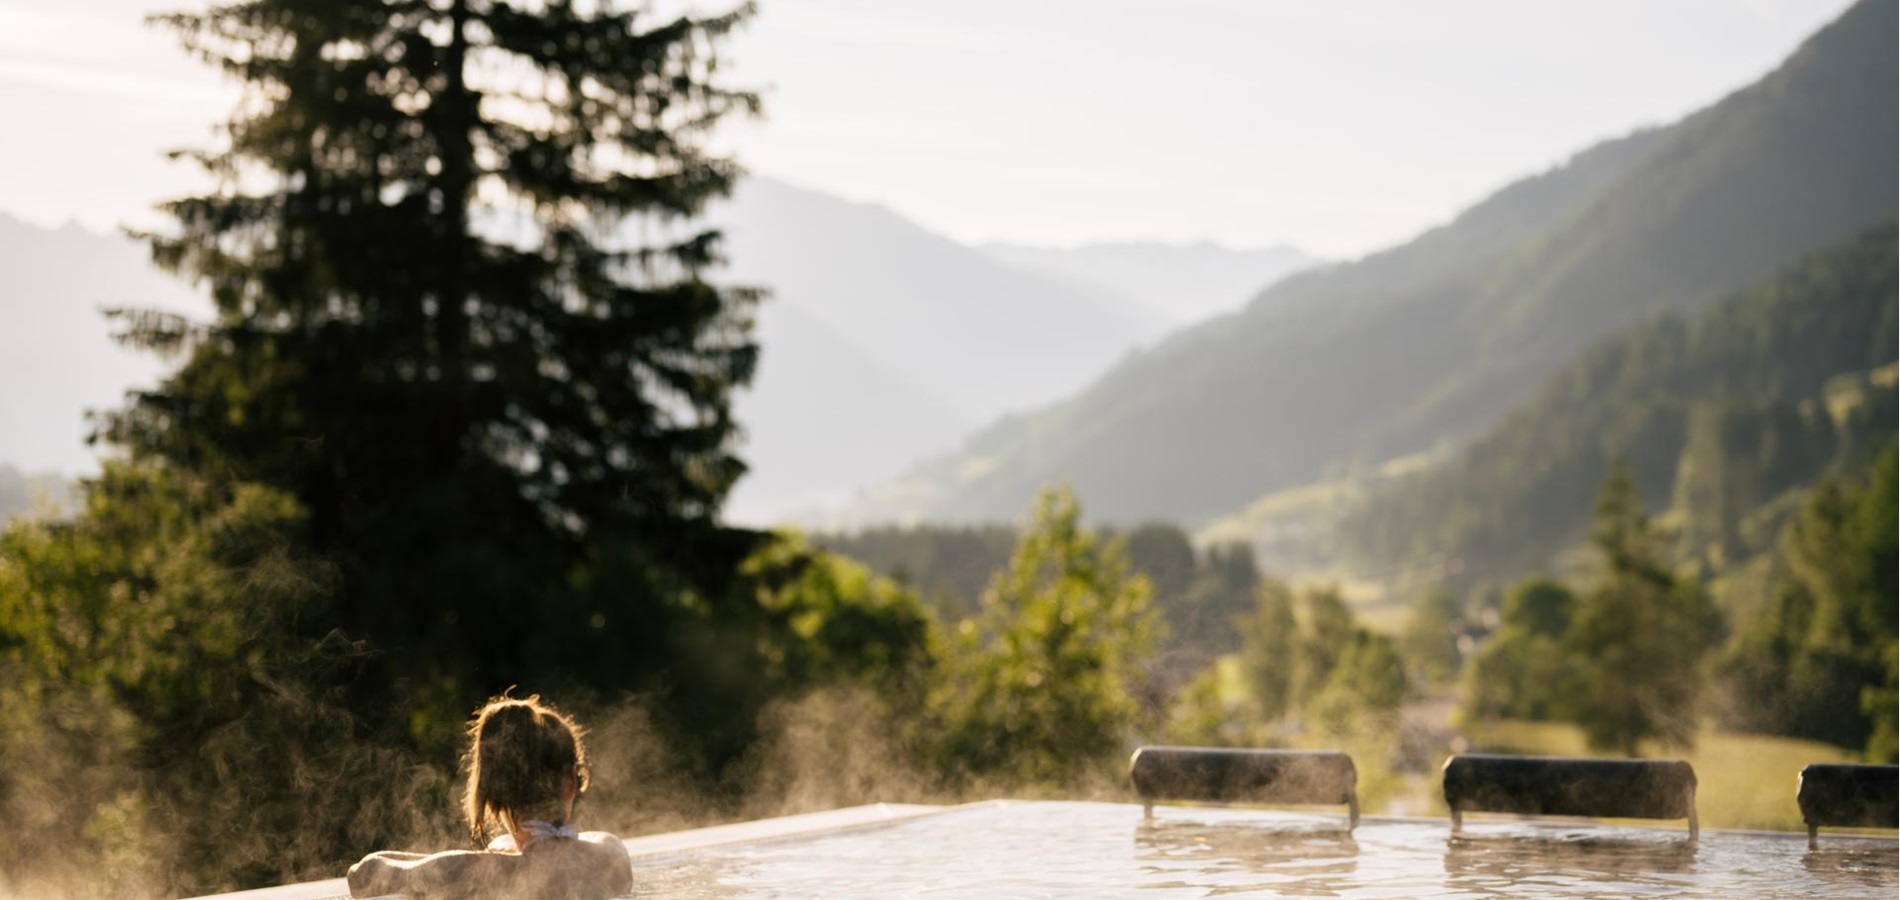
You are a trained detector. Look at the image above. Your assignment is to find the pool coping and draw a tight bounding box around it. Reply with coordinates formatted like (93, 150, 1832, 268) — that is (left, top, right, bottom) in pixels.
(188, 801, 959, 900)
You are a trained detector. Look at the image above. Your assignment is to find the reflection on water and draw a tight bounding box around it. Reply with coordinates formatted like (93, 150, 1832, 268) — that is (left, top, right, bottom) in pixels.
(1804, 845, 1900, 889)
(629, 852, 741, 899)
(1444, 831, 1700, 898)
(1136, 817, 1359, 897)
(627, 801, 1895, 898)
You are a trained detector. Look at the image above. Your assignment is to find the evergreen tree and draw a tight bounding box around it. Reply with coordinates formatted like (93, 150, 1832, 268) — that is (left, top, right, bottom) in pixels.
(1724, 442, 1897, 756)
(1865, 642, 1898, 763)
(743, 531, 933, 694)
(813, 523, 1019, 622)
(1458, 575, 1577, 723)
(930, 487, 1158, 785)
(1295, 585, 1357, 702)
(1502, 575, 1576, 639)
(1120, 522, 1211, 686)
(1238, 578, 1299, 726)
(1178, 541, 1260, 656)
(1399, 587, 1465, 687)
(1163, 662, 1240, 747)
(1563, 462, 1720, 755)
(113, 1, 764, 749)
(1234, 578, 1404, 738)
(1308, 629, 1407, 735)
(1119, 522, 1197, 599)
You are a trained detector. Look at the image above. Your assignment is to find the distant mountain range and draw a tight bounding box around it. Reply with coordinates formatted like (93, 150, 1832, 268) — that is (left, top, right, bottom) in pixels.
(0, 214, 203, 475)
(712, 178, 1175, 425)
(727, 297, 973, 524)
(836, 0, 1898, 529)
(713, 178, 1179, 522)
(981, 240, 1315, 325)
(2, 177, 1317, 526)
(0, 463, 72, 523)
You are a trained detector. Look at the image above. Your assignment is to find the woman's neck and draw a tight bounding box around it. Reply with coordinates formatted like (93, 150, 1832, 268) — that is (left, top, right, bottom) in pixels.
(508, 817, 578, 851)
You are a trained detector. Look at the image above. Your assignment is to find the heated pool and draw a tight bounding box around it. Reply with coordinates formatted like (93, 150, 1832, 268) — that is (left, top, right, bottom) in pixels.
(201, 799, 1896, 899)
(630, 801, 1894, 899)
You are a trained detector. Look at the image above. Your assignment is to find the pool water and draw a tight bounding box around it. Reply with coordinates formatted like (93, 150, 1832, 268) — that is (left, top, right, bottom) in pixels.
(629, 801, 1896, 899)
(199, 800, 1896, 899)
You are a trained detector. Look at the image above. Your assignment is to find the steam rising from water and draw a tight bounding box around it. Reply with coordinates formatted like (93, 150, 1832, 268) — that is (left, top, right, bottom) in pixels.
(0, 667, 1416, 899)
(0, 673, 462, 899)
(0, 683, 1085, 898)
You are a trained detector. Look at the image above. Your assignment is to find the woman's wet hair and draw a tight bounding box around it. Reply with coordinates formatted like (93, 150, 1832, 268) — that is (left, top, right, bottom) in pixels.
(463, 692, 590, 846)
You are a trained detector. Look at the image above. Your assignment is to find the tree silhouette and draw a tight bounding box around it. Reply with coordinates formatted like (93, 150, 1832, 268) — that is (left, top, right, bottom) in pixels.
(110, 0, 763, 747)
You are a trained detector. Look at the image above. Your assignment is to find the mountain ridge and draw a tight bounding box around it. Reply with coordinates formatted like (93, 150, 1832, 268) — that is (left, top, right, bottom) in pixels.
(837, 0, 1899, 527)
(980, 239, 1317, 325)
(0, 211, 205, 474)
(1341, 218, 1898, 582)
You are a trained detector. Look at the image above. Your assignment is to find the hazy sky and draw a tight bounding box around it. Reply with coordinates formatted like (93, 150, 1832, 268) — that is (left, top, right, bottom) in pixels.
(0, 0, 1857, 258)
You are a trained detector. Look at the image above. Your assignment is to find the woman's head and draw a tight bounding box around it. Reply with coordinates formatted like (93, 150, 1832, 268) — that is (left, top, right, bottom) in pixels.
(463, 692, 590, 845)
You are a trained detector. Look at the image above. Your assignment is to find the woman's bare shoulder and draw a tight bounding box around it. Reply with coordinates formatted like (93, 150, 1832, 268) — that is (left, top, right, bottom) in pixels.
(347, 848, 517, 897)
(566, 833, 634, 893)
(348, 837, 629, 899)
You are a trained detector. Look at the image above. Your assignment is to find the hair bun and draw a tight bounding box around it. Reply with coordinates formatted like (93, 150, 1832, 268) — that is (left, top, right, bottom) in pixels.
(462, 694, 590, 846)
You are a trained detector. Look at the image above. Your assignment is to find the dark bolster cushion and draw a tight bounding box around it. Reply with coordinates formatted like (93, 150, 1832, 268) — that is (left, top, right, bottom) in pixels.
(1442, 754, 1697, 820)
(1129, 746, 1356, 806)
(1798, 764, 1898, 828)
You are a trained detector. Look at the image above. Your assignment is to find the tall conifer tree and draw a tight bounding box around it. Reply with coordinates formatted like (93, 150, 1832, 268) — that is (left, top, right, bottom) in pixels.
(112, 0, 763, 744)
(1564, 462, 1720, 754)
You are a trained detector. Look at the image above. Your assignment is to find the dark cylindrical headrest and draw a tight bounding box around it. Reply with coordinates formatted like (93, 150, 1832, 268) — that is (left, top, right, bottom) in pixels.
(1798, 764, 1898, 828)
(1442, 754, 1697, 821)
(1129, 746, 1356, 806)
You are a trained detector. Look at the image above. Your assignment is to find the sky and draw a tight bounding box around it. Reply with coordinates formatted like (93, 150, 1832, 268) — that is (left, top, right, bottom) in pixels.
(0, 0, 1859, 259)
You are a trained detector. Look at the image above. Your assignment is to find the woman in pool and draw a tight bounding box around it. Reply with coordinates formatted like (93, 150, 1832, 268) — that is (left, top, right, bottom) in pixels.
(348, 694, 633, 899)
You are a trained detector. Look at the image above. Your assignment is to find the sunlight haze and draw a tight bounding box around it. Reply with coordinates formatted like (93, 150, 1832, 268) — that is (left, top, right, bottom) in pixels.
(0, 0, 1857, 258)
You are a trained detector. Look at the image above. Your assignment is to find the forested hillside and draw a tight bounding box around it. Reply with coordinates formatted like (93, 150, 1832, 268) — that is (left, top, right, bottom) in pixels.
(1340, 220, 1898, 582)
(843, 0, 1898, 526)
(1723, 442, 1896, 756)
